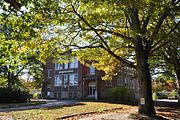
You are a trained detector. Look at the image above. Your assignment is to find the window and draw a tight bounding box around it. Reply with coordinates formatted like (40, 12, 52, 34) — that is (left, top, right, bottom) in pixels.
(69, 92, 73, 98)
(69, 74, 74, 86)
(48, 69, 52, 78)
(54, 92, 57, 99)
(89, 86, 96, 95)
(54, 75, 62, 86)
(124, 77, 132, 87)
(74, 74, 78, 85)
(105, 80, 112, 87)
(117, 76, 123, 85)
(55, 63, 63, 70)
(64, 63, 68, 69)
(70, 57, 78, 68)
(89, 66, 95, 75)
(69, 73, 78, 86)
(63, 74, 68, 86)
(58, 92, 61, 99)
(124, 77, 127, 86)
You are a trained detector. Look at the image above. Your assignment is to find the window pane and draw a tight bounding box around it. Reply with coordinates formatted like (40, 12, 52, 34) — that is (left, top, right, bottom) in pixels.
(70, 57, 78, 68)
(48, 69, 52, 78)
(64, 63, 68, 69)
(54, 75, 62, 86)
(74, 74, 78, 85)
(93, 86, 96, 95)
(64, 74, 68, 86)
(55, 63, 63, 70)
(70, 62, 74, 68)
(55, 63, 58, 70)
(69, 74, 74, 86)
(90, 66, 95, 75)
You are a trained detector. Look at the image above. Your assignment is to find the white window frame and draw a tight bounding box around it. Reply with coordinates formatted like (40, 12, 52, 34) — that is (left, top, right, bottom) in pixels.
(54, 75, 62, 86)
(63, 74, 68, 86)
(69, 73, 78, 86)
(89, 66, 95, 75)
(48, 69, 52, 78)
(55, 63, 63, 70)
(69, 74, 74, 86)
(74, 74, 78, 86)
(70, 57, 78, 68)
(64, 63, 68, 69)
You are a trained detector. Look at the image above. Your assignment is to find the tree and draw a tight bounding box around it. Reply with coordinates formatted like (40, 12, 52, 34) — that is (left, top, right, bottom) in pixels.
(44, 0, 179, 116)
(150, 21, 180, 100)
(161, 28, 180, 100)
(0, 0, 49, 88)
(1, 0, 180, 116)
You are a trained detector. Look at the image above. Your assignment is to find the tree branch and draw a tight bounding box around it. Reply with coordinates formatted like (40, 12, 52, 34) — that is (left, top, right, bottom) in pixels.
(71, 4, 110, 50)
(150, 21, 180, 55)
(71, 4, 136, 69)
(4, 0, 21, 10)
(81, 27, 136, 43)
(101, 46, 136, 69)
(150, 0, 179, 43)
(142, 15, 151, 33)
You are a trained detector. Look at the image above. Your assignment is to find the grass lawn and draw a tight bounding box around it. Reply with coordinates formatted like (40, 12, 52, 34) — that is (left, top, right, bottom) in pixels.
(0, 102, 133, 120)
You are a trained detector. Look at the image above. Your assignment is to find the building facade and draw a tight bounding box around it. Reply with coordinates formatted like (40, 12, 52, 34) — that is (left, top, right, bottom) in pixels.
(42, 58, 139, 100)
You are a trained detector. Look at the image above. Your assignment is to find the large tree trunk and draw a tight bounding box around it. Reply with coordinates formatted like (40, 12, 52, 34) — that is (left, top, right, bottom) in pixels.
(7, 65, 13, 89)
(135, 39, 156, 116)
(175, 69, 180, 90)
(174, 65, 180, 103)
(7, 71, 13, 89)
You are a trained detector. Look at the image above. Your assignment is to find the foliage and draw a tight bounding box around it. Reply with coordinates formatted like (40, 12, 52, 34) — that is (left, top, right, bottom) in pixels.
(156, 91, 169, 99)
(105, 86, 134, 102)
(0, 87, 28, 103)
(1, 0, 180, 115)
(169, 90, 178, 99)
(152, 92, 158, 100)
(0, 0, 52, 88)
(32, 93, 41, 99)
(152, 76, 177, 92)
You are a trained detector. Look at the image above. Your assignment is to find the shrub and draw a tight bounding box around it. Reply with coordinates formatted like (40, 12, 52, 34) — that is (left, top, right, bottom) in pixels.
(169, 90, 178, 99)
(33, 93, 40, 99)
(0, 87, 29, 103)
(152, 92, 158, 100)
(156, 91, 168, 99)
(105, 86, 134, 102)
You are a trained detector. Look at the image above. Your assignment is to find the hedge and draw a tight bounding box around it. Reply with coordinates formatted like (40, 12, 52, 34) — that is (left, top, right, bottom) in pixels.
(0, 87, 29, 103)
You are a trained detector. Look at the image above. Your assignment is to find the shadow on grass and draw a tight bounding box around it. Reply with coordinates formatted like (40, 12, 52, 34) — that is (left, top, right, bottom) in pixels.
(129, 113, 168, 120)
(92, 100, 138, 106)
(156, 106, 180, 120)
(0, 101, 85, 112)
(43, 103, 85, 110)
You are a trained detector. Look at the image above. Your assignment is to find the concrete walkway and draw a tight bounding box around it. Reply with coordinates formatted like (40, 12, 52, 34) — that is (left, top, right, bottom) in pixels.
(0, 100, 80, 112)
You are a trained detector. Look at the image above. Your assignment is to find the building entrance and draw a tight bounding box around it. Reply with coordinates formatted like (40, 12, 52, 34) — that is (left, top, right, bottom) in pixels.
(89, 85, 96, 95)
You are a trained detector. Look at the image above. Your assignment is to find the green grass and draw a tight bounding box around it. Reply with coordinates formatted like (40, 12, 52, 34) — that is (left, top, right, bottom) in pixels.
(0, 102, 133, 120)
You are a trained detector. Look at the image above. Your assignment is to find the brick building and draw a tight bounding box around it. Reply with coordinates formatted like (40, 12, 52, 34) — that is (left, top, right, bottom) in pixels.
(42, 57, 139, 100)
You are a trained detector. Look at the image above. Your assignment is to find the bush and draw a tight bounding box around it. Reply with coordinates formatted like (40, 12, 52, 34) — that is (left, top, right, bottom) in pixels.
(152, 92, 158, 100)
(156, 91, 168, 99)
(0, 87, 29, 103)
(32, 93, 41, 99)
(105, 86, 134, 102)
(169, 90, 178, 99)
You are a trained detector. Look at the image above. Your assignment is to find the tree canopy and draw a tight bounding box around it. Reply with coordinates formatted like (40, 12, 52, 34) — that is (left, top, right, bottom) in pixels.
(1, 0, 180, 116)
